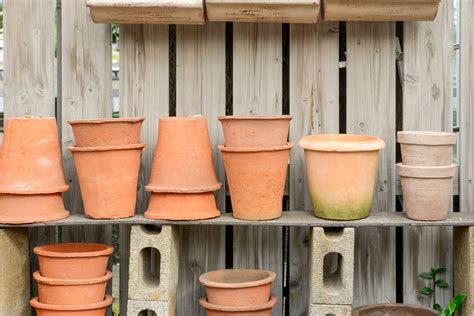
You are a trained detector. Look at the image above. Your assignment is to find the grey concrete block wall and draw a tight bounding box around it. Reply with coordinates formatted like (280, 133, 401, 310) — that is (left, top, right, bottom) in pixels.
(309, 304, 352, 316)
(128, 299, 175, 316)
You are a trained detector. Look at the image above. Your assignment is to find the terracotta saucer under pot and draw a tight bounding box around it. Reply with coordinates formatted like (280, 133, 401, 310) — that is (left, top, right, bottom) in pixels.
(30, 295, 112, 316)
(199, 295, 277, 316)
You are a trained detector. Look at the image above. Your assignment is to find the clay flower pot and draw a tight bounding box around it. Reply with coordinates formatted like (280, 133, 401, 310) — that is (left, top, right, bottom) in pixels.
(68, 117, 144, 147)
(219, 144, 292, 221)
(218, 115, 292, 148)
(397, 163, 456, 221)
(34, 271, 111, 305)
(398, 131, 456, 166)
(146, 116, 222, 193)
(199, 295, 277, 316)
(69, 144, 144, 219)
(34, 243, 113, 279)
(200, 269, 276, 307)
(353, 303, 438, 315)
(30, 295, 112, 316)
(299, 134, 385, 220)
(145, 192, 220, 220)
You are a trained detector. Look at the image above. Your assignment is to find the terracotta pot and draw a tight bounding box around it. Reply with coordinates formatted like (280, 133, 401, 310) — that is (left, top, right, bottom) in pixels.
(30, 295, 112, 316)
(353, 303, 438, 315)
(69, 144, 144, 219)
(397, 163, 455, 221)
(0, 193, 69, 224)
(199, 269, 276, 307)
(218, 115, 292, 148)
(34, 243, 113, 279)
(146, 116, 222, 193)
(219, 144, 291, 221)
(35, 271, 111, 305)
(398, 131, 456, 166)
(299, 134, 385, 220)
(68, 117, 144, 147)
(0, 117, 69, 194)
(145, 192, 220, 220)
(199, 295, 277, 316)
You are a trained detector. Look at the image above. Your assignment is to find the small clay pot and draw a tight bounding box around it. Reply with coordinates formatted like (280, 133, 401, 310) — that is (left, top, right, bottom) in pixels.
(146, 116, 222, 193)
(30, 295, 112, 316)
(69, 144, 144, 219)
(199, 269, 276, 307)
(68, 117, 145, 147)
(218, 115, 292, 148)
(299, 134, 385, 220)
(145, 192, 220, 220)
(199, 295, 277, 316)
(219, 144, 291, 221)
(398, 131, 456, 166)
(353, 303, 438, 315)
(35, 271, 111, 305)
(34, 243, 113, 279)
(397, 163, 456, 221)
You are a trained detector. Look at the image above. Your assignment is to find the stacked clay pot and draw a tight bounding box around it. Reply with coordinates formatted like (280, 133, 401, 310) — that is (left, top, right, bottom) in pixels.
(218, 116, 292, 220)
(0, 117, 70, 224)
(144, 116, 222, 220)
(199, 269, 277, 315)
(68, 118, 145, 219)
(30, 243, 113, 315)
(397, 131, 457, 221)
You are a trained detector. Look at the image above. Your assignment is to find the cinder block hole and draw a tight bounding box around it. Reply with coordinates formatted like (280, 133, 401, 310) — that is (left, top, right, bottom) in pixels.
(323, 252, 343, 295)
(323, 227, 344, 239)
(138, 310, 157, 316)
(142, 225, 163, 234)
(140, 247, 161, 286)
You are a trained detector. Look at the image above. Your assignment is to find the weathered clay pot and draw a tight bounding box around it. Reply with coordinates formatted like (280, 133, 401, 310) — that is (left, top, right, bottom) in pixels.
(34, 271, 111, 305)
(146, 116, 222, 193)
(69, 144, 144, 219)
(219, 144, 291, 221)
(68, 117, 144, 147)
(30, 295, 112, 316)
(299, 134, 385, 220)
(218, 115, 292, 148)
(353, 303, 438, 315)
(199, 269, 276, 307)
(398, 131, 456, 166)
(397, 163, 455, 221)
(34, 243, 113, 279)
(199, 295, 277, 316)
(145, 192, 220, 220)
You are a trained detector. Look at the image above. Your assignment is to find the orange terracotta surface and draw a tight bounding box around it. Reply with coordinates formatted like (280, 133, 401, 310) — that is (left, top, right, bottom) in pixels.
(218, 115, 292, 147)
(0, 117, 69, 194)
(30, 295, 112, 316)
(398, 131, 456, 166)
(146, 116, 222, 193)
(68, 117, 144, 147)
(145, 192, 220, 220)
(199, 295, 277, 316)
(219, 144, 291, 221)
(34, 243, 113, 279)
(199, 269, 275, 307)
(69, 144, 144, 219)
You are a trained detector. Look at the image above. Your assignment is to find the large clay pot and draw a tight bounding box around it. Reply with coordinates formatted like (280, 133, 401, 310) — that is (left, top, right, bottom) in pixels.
(34, 271, 111, 305)
(199, 269, 276, 307)
(68, 117, 144, 147)
(397, 163, 455, 221)
(299, 134, 385, 220)
(30, 295, 112, 316)
(199, 295, 277, 316)
(34, 243, 113, 279)
(146, 116, 222, 193)
(145, 192, 220, 220)
(219, 144, 291, 220)
(218, 115, 292, 148)
(353, 303, 438, 315)
(398, 131, 456, 166)
(69, 144, 144, 219)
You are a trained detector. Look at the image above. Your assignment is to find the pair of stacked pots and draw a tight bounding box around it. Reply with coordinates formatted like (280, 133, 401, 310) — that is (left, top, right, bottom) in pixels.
(68, 118, 145, 219)
(218, 116, 293, 220)
(397, 131, 457, 221)
(199, 269, 277, 315)
(144, 116, 222, 220)
(30, 243, 113, 315)
(0, 117, 70, 224)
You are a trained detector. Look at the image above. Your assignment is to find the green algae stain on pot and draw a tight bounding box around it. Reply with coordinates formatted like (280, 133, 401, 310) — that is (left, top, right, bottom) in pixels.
(310, 192, 373, 220)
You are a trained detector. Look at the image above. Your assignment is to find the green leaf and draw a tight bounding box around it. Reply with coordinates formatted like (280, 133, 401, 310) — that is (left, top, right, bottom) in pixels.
(454, 294, 467, 309)
(419, 271, 433, 279)
(442, 309, 451, 316)
(433, 267, 447, 275)
(448, 301, 456, 313)
(435, 279, 449, 288)
(434, 303, 442, 312)
(419, 287, 433, 296)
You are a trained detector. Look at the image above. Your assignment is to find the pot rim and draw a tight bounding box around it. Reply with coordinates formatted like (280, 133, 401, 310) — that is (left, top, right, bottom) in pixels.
(218, 115, 293, 121)
(199, 295, 277, 312)
(34, 242, 114, 258)
(30, 295, 113, 311)
(159, 115, 206, 122)
(299, 134, 385, 152)
(33, 270, 112, 285)
(68, 143, 145, 152)
(199, 269, 276, 289)
(145, 183, 223, 193)
(396, 163, 457, 178)
(0, 185, 70, 194)
(352, 303, 439, 314)
(398, 131, 456, 145)
(68, 117, 145, 125)
(218, 143, 293, 153)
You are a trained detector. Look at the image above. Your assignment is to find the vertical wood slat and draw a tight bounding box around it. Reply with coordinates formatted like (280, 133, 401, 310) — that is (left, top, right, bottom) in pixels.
(402, 1, 454, 307)
(232, 23, 283, 316)
(175, 24, 226, 315)
(288, 22, 339, 315)
(346, 22, 397, 307)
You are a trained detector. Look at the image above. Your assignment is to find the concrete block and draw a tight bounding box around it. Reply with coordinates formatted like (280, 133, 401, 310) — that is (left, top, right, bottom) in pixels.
(309, 227, 354, 305)
(127, 299, 175, 316)
(454, 227, 474, 316)
(309, 304, 352, 316)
